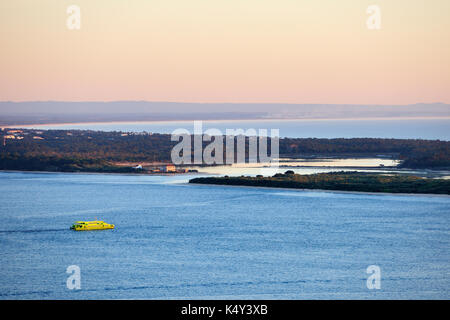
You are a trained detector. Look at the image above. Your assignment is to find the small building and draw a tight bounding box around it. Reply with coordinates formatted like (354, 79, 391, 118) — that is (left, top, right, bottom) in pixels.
(33, 136, 44, 140)
(160, 164, 176, 173)
(7, 130, 23, 134)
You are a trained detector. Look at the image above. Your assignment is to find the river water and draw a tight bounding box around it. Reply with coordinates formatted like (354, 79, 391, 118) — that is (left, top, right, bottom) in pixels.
(0, 171, 449, 299)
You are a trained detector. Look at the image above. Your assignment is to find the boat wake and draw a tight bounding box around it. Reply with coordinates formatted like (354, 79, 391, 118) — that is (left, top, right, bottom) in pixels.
(0, 228, 67, 234)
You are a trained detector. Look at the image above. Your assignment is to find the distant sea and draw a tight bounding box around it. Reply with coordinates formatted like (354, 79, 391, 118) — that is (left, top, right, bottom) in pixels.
(16, 118, 450, 140)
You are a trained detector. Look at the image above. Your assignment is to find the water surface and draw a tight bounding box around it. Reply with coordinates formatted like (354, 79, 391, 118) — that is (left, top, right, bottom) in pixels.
(17, 118, 450, 140)
(0, 172, 449, 299)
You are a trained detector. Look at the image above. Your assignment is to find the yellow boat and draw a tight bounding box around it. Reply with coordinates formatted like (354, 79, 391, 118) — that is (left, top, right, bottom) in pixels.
(70, 221, 115, 231)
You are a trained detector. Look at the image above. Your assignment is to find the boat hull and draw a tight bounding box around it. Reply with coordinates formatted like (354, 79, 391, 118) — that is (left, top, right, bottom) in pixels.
(70, 221, 115, 231)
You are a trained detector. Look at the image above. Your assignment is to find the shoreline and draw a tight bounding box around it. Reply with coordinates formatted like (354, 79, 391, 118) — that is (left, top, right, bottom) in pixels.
(2, 166, 448, 177)
(0, 169, 196, 177)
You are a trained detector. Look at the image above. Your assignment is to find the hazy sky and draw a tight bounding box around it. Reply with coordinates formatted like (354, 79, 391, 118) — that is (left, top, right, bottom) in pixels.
(1, 0, 449, 104)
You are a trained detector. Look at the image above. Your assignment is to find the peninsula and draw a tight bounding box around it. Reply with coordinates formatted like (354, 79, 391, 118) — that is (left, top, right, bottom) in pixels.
(189, 171, 450, 195)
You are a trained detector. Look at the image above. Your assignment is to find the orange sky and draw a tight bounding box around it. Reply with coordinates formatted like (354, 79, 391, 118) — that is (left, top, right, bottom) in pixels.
(0, 0, 449, 104)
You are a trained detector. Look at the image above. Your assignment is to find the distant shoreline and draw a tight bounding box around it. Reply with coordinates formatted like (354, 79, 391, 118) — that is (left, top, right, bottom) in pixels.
(3, 116, 450, 130)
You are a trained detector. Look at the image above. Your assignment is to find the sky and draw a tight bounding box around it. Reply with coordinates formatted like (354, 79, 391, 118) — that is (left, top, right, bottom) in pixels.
(0, 0, 449, 104)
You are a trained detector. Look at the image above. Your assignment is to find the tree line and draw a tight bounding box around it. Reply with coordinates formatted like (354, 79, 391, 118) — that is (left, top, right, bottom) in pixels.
(190, 171, 450, 195)
(1, 129, 449, 171)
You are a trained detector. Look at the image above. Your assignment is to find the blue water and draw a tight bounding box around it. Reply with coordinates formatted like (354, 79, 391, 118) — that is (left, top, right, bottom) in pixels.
(0, 171, 449, 299)
(25, 118, 450, 140)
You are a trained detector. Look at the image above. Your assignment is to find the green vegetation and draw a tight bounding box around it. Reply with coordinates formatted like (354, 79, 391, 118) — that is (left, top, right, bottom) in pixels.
(189, 172, 450, 195)
(1, 128, 450, 172)
(279, 137, 450, 169)
(0, 153, 140, 173)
